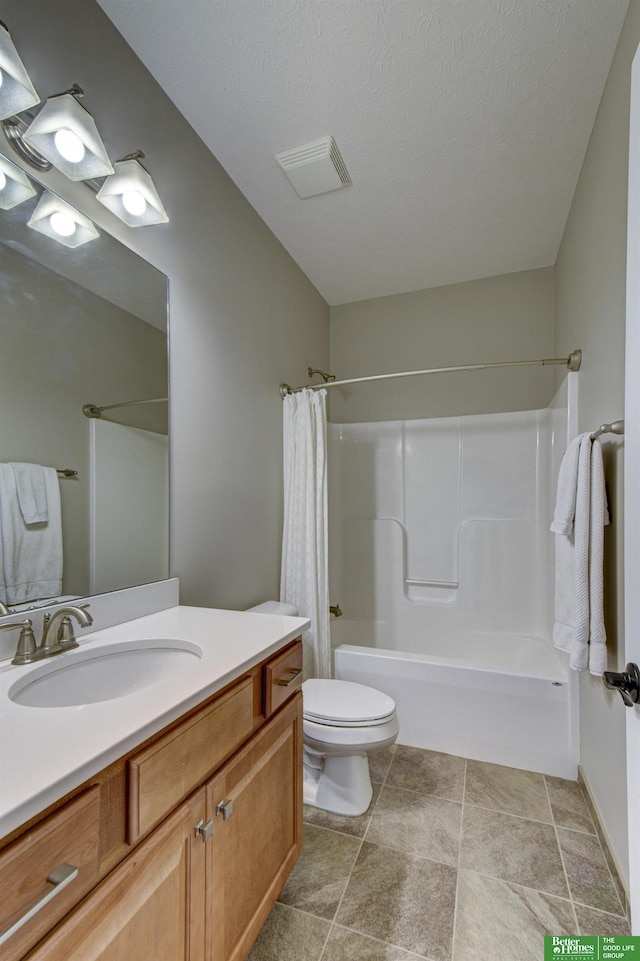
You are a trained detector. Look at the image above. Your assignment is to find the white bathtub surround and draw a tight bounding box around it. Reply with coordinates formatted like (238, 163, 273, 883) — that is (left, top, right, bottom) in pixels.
(281, 388, 330, 678)
(551, 435, 610, 675)
(329, 380, 580, 777)
(335, 639, 576, 778)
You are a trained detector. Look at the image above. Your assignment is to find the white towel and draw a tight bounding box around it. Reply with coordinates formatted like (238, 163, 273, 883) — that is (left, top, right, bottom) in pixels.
(10, 462, 48, 524)
(0, 464, 63, 604)
(551, 435, 609, 675)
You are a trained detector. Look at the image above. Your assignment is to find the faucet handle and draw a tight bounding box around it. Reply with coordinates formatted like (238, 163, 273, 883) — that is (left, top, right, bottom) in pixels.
(57, 616, 83, 650)
(2, 619, 38, 665)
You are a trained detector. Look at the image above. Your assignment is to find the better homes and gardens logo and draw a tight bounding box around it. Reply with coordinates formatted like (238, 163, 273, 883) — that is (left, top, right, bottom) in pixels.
(545, 937, 640, 959)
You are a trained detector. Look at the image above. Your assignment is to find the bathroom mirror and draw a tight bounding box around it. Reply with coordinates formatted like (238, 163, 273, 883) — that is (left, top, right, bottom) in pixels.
(0, 153, 169, 613)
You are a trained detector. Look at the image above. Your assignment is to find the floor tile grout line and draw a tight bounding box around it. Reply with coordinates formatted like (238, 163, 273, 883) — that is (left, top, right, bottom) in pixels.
(362, 751, 393, 843)
(570, 781, 626, 919)
(317, 836, 365, 961)
(543, 773, 598, 835)
(450, 757, 467, 961)
(459, 866, 578, 909)
(589, 829, 627, 918)
(570, 896, 630, 920)
(544, 775, 581, 934)
(380, 779, 465, 807)
(355, 835, 460, 871)
(324, 922, 429, 960)
(553, 818, 626, 919)
(463, 798, 562, 829)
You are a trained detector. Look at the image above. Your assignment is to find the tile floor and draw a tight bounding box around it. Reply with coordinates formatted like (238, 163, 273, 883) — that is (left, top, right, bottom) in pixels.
(248, 745, 631, 961)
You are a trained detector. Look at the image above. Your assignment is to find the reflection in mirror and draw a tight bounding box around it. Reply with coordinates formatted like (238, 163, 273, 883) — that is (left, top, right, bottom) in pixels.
(0, 153, 169, 614)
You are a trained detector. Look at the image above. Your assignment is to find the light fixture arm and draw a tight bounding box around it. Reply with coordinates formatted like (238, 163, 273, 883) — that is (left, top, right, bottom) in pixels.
(119, 149, 145, 162)
(51, 83, 84, 101)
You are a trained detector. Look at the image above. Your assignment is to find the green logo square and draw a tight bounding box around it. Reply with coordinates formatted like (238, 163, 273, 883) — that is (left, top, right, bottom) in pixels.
(545, 936, 597, 958)
(544, 936, 640, 959)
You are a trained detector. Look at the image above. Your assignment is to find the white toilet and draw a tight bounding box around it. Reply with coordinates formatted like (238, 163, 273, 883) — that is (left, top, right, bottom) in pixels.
(246, 601, 399, 817)
(302, 677, 398, 817)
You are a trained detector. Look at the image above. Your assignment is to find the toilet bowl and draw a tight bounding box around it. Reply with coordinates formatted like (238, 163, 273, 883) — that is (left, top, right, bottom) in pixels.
(245, 601, 399, 817)
(302, 678, 398, 816)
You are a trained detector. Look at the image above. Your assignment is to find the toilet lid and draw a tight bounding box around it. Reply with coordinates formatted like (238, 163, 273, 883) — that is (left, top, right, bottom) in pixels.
(302, 679, 396, 724)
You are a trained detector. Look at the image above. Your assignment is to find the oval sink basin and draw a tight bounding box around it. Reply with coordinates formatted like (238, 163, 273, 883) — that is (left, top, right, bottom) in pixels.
(9, 639, 203, 708)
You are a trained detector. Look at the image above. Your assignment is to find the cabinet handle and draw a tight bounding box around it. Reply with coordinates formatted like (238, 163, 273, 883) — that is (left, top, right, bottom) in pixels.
(194, 818, 214, 842)
(216, 799, 234, 821)
(278, 669, 302, 687)
(0, 863, 78, 946)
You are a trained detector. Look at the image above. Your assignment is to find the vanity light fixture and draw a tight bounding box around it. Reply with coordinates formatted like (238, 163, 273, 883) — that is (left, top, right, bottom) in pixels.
(96, 150, 169, 226)
(0, 21, 39, 121)
(22, 85, 114, 181)
(0, 153, 36, 209)
(27, 190, 99, 248)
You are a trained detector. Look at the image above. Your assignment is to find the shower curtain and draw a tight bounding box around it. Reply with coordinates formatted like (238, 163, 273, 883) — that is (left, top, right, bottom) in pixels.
(280, 388, 330, 679)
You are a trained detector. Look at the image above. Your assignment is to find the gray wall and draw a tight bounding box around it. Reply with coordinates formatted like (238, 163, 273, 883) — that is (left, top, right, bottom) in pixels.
(2, 0, 329, 610)
(554, 0, 640, 889)
(329, 267, 556, 423)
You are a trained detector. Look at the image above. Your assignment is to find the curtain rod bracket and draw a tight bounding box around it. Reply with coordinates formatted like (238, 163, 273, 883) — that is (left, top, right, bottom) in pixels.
(566, 349, 582, 371)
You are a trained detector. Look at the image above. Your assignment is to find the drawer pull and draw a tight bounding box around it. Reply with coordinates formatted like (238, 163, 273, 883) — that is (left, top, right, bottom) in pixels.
(278, 669, 302, 687)
(0, 862, 78, 946)
(194, 818, 214, 842)
(216, 799, 234, 821)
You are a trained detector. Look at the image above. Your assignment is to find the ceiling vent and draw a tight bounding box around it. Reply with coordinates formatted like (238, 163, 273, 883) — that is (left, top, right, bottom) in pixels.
(275, 136, 351, 199)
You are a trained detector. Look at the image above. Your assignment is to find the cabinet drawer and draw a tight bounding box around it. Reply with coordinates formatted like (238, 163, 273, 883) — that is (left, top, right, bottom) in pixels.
(128, 675, 254, 841)
(263, 640, 303, 717)
(0, 786, 100, 961)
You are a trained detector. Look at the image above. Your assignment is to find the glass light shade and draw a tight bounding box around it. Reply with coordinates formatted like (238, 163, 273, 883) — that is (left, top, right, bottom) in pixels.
(0, 23, 40, 121)
(27, 190, 99, 248)
(22, 93, 113, 181)
(0, 153, 36, 209)
(96, 158, 168, 226)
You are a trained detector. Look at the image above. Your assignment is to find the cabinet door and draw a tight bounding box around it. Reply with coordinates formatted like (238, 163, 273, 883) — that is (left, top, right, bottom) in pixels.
(26, 789, 207, 961)
(206, 693, 303, 961)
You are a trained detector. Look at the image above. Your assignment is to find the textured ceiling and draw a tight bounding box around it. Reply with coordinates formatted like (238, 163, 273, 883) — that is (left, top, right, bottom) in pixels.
(97, 0, 629, 305)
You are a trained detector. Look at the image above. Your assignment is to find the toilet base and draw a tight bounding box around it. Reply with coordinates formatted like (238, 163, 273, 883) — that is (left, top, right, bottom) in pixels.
(303, 752, 373, 817)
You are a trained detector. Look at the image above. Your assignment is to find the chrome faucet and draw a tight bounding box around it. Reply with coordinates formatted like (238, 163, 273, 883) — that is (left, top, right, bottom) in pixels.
(0, 600, 10, 616)
(40, 605, 93, 656)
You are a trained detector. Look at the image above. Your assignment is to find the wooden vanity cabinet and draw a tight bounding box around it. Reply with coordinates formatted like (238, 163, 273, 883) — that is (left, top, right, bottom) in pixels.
(206, 695, 302, 961)
(24, 789, 207, 961)
(0, 638, 303, 961)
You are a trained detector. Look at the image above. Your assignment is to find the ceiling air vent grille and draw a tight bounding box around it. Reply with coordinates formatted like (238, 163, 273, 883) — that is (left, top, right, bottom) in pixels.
(275, 136, 351, 199)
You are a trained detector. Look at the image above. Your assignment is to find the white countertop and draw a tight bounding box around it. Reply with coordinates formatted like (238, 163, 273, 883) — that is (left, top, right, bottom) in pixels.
(0, 605, 309, 840)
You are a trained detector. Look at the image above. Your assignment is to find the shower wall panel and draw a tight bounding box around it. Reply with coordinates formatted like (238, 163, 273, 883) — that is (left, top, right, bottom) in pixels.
(329, 401, 568, 646)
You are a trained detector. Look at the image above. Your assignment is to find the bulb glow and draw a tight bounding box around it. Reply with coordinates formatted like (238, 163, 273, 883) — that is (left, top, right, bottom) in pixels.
(54, 128, 85, 164)
(122, 189, 147, 217)
(0, 170, 6, 192)
(49, 211, 76, 237)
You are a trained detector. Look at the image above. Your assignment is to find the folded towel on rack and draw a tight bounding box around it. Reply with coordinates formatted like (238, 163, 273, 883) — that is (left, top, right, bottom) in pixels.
(551, 434, 609, 675)
(0, 464, 63, 604)
(9, 462, 48, 524)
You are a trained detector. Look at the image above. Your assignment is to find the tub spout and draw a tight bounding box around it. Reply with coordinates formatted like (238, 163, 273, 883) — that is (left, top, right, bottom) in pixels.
(329, 604, 343, 617)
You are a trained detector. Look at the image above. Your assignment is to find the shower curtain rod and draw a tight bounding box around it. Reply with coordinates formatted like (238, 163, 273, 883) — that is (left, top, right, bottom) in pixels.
(279, 349, 582, 398)
(82, 397, 168, 419)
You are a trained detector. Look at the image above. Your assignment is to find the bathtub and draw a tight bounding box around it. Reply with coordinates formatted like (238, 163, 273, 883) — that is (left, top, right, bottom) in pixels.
(333, 622, 579, 779)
